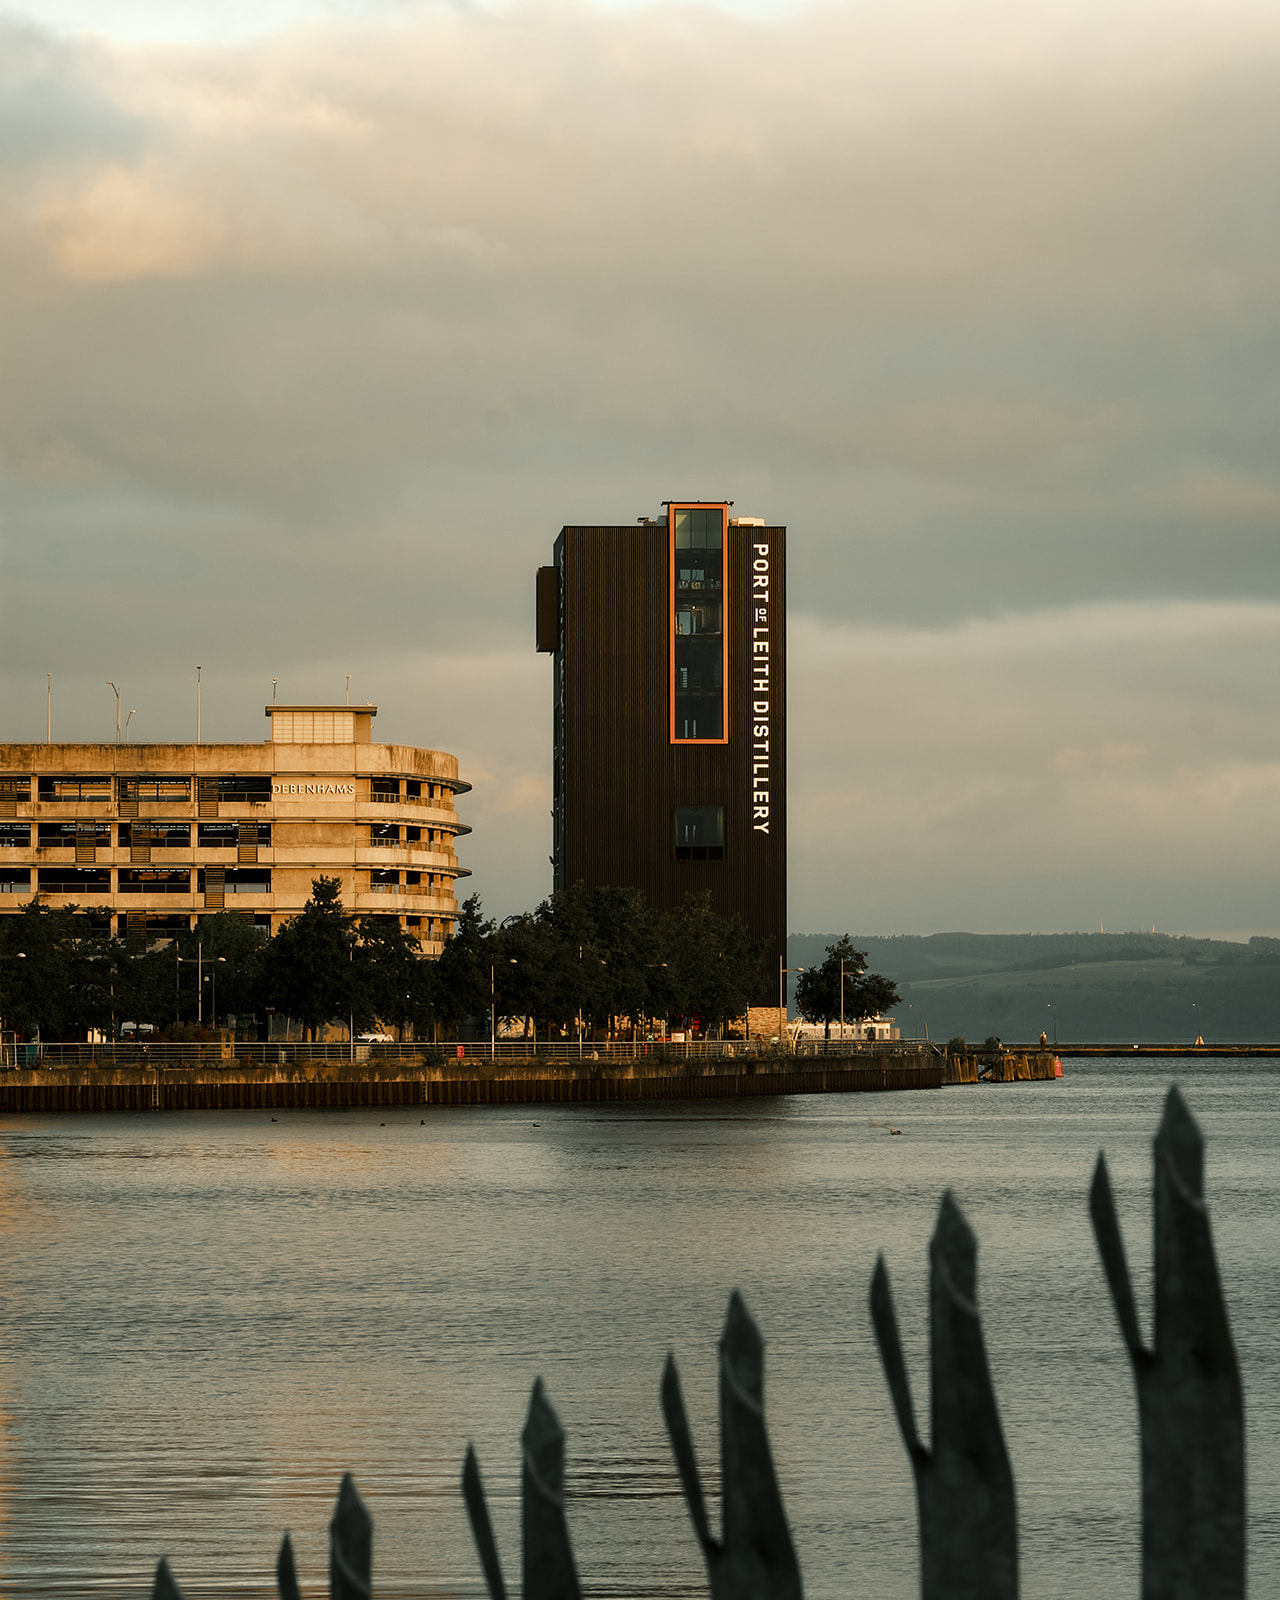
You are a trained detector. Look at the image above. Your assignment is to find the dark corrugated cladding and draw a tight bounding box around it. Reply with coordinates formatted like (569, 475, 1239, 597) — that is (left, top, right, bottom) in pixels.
(552, 521, 786, 992)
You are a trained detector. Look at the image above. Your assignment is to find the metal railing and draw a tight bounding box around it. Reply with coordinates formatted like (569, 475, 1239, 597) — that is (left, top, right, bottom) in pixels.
(145, 1086, 1242, 1600)
(15, 1037, 944, 1068)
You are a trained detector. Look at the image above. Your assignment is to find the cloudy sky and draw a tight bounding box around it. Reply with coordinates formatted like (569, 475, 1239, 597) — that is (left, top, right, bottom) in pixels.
(2, 0, 1279, 936)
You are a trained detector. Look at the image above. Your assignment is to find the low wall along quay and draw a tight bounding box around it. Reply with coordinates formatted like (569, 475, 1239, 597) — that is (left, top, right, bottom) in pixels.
(0, 1047, 1064, 1113)
(0, 1050, 972, 1113)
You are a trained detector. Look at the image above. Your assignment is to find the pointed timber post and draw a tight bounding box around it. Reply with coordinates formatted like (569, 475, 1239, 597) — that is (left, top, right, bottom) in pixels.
(151, 1555, 186, 1600)
(330, 1472, 373, 1600)
(463, 1380, 581, 1600)
(1090, 1084, 1245, 1600)
(278, 1531, 302, 1600)
(521, 1379, 581, 1600)
(870, 1190, 1018, 1600)
(661, 1290, 803, 1600)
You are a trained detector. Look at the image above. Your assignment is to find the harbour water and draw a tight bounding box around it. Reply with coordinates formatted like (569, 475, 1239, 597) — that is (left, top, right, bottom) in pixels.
(0, 1058, 1275, 1598)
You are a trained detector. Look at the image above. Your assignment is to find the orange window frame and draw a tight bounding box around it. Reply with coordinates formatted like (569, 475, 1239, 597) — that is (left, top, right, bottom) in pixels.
(669, 502, 731, 745)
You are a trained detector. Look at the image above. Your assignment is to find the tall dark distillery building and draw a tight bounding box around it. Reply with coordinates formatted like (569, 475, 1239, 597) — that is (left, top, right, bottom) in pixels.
(537, 501, 785, 996)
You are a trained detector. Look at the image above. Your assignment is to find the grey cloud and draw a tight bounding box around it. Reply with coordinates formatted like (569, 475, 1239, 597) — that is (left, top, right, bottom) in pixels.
(4, 2, 1280, 929)
(0, 17, 146, 166)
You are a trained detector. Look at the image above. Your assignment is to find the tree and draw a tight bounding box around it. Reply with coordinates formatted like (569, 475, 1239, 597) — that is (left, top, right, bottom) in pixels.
(795, 936, 900, 1041)
(120, 912, 271, 1031)
(435, 894, 495, 1030)
(354, 916, 438, 1041)
(657, 892, 759, 1037)
(265, 877, 357, 1040)
(0, 899, 116, 1039)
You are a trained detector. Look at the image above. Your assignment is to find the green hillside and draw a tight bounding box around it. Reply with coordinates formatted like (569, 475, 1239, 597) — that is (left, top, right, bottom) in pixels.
(786, 931, 1280, 1044)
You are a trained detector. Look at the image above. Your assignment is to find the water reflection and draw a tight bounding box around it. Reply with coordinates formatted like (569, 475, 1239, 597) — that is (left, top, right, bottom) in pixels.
(0, 1065, 1274, 1597)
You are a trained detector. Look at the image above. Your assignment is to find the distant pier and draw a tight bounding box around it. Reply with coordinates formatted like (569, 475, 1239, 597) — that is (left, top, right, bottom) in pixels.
(1048, 1044, 1280, 1058)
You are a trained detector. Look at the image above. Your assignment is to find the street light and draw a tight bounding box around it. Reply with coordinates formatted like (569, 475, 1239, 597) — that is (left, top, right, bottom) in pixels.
(1, 953, 27, 1060)
(1193, 1002, 1204, 1044)
(125, 709, 137, 744)
(578, 947, 605, 1057)
(779, 957, 804, 1051)
(1047, 1002, 1057, 1047)
(106, 682, 121, 744)
(491, 959, 517, 1053)
(204, 957, 227, 1029)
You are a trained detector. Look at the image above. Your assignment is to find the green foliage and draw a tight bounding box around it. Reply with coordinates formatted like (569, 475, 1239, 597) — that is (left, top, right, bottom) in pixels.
(354, 915, 437, 1038)
(947, 1035, 967, 1055)
(439, 884, 761, 1039)
(434, 894, 495, 1028)
(1, 878, 770, 1045)
(265, 876, 358, 1039)
(981, 1035, 1003, 1053)
(0, 899, 116, 1038)
(120, 912, 270, 1029)
(794, 936, 901, 1038)
(658, 891, 758, 1034)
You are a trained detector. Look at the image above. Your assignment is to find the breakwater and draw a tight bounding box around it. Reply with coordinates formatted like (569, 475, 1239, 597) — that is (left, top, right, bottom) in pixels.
(0, 1050, 943, 1113)
(1053, 1043, 1280, 1057)
(945, 1051, 1058, 1084)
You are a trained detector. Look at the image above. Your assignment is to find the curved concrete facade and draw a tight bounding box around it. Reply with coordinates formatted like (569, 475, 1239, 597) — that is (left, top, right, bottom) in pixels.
(0, 705, 470, 953)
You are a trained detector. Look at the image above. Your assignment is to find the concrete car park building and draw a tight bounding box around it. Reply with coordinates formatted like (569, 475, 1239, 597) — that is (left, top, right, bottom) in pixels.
(0, 704, 470, 949)
(538, 500, 786, 996)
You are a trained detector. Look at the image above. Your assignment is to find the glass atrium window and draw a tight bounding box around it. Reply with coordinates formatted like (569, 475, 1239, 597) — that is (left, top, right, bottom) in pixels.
(675, 805, 725, 861)
(672, 507, 725, 741)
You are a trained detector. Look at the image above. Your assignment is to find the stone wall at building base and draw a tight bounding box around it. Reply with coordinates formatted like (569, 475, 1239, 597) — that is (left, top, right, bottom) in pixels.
(746, 1006, 787, 1039)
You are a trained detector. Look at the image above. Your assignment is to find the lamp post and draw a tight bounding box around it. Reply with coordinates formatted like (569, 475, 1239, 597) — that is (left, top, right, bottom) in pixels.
(1, 953, 27, 1062)
(1193, 1001, 1203, 1044)
(778, 957, 804, 1051)
(644, 963, 667, 1054)
(204, 957, 226, 1029)
(106, 682, 121, 744)
(125, 710, 136, 744)
(1047, 1002, 1057, 1047)
(840, 956, 849, 1046)
(577, 947, 606, 1058)
(490, 959, 517, 1054)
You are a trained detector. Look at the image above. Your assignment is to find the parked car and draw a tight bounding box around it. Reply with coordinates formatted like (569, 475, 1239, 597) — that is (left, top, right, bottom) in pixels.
(355, 1032, 394, 1044)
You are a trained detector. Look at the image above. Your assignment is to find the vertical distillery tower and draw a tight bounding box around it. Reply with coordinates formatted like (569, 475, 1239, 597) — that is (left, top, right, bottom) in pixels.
(537, 500, 786, 993)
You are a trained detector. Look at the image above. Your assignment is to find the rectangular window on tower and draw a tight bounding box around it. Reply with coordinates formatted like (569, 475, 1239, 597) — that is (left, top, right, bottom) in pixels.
(671, 505, 727, 742)
(674, 805, 725, 861)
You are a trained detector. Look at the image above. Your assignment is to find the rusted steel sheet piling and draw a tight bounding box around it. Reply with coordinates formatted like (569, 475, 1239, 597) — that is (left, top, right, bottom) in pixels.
(0, 1052, 941, 1113)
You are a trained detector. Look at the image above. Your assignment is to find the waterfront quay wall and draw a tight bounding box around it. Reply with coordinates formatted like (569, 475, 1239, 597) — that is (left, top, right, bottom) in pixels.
(0, 1050, 943, 1113)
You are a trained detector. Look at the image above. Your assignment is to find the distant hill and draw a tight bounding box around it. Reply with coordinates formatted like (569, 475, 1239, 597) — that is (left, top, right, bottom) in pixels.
(786, 931, 1280, 1044)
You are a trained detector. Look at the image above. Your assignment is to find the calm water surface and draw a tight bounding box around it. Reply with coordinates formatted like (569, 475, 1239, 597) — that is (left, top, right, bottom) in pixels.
(0, 1060, 1276, 1598)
